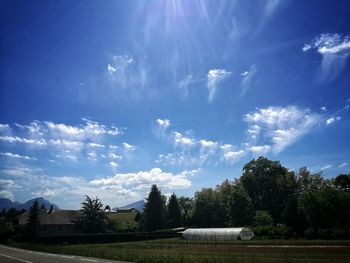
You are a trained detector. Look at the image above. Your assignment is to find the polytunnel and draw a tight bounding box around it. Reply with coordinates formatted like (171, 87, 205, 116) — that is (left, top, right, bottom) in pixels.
(182, 227, 254, 241)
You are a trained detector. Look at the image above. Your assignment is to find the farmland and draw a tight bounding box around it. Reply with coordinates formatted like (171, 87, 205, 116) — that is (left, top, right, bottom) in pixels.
(10, 238, 350, 263)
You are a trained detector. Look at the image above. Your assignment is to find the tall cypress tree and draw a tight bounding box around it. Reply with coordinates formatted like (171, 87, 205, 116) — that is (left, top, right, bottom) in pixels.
(144, 184, 166, 231)
(167, 193, 182, 228)
(26, 199, 41, 240)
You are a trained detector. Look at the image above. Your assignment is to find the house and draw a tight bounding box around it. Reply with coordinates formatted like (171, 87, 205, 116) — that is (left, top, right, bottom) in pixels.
(18, 209, 81, 237)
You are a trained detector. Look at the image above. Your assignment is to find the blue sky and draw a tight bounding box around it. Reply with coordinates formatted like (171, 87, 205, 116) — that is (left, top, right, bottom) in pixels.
(0, 0, 349, 209)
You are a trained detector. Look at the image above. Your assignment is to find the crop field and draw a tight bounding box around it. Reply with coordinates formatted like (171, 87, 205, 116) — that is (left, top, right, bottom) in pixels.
(11, 238, 350, 263)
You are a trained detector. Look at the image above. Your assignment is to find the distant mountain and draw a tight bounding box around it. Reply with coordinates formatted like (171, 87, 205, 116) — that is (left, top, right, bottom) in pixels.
(113, 200, 145, 212)
(0, 198, 20, 210)
(0, 197, 59, 211)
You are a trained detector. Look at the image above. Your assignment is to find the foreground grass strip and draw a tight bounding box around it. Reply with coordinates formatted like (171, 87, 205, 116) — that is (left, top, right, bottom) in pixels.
(8, 239, 350, 263)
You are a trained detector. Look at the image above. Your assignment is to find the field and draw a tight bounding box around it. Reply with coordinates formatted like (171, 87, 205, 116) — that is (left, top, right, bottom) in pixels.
(10, 238, 350, 263)
(107, 212, 137, 229)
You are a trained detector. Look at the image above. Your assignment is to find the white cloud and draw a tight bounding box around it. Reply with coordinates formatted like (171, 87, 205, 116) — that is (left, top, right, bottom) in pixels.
(199, 139, 217, 149)
(90, 168, 197, 191)
(321, 164, 332, 170)
(173, 132, 196, 148)
(107, 64, 117, 74)
(46, 119, 121, 140)
(178, 75, 193, 99)
(245, 106, 320, 154)
(50, 139, 84, 152)
(303, 33, 350, 82)
(106, 54, 147, 100)
(207, 69, 231, 102)
(108, 153, 122, 159)
(320, 106, 327, 112)
(154, 118, 171, 138)
(0, 124, 11, 133)
(339, 162, 348, 168)
(222, 150, 245, 163)
(88, 143, 105, 148)
(156, 118, 170, 128)
(122, 142, 136, 151)
(0, 178, 21, 200)
(326, 116, 342, 125)
(0, 136, 47, 146)
(240, 64, 257, 97)
(0, 152, 37, 160)
(109, 161, 119, 168)
(32, 188, 56, 199)
(220, 144, 245, 163)
(0, 119, 129, 166)
(247, 145, 271, 155)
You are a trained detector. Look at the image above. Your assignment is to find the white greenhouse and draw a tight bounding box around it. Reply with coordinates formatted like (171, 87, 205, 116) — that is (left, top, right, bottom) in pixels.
(182, 227, 254, 241)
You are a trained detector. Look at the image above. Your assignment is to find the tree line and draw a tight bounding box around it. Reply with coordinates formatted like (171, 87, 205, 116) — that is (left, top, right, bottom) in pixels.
(137, 157, 350, 238)
(1, 156, 349, 241)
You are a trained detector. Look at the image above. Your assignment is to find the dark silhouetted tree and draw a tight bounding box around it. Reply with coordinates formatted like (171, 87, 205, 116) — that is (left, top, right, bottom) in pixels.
(167, 193, 182, 228)
(143, 185, 166, 230)
(240, 156, 296, 222)
(192, 188, 224, 227)
(26, 199, 41, 240)
(178, 196, 193, 227)
(253, 210, 273, 227)
(334, 174, 350, 192)
(74, 195, 108, 233)
(227, 184, 253, 226)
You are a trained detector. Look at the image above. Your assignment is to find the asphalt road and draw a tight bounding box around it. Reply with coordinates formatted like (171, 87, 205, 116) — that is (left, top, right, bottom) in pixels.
(0, 245, 130, 263)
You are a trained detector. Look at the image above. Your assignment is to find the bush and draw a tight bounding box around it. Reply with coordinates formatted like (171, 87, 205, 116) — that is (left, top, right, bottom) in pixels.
(0, 217, 14, 242)
(252, 224, 293, 239)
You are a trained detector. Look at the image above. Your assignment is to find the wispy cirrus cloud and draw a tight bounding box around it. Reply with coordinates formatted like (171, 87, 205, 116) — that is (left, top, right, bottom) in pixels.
(106, 54, 148, 100)
(154, 118, 171, 138)
(207, 69, 232, 102)
(240, 64, 258, 97)
(339, 162, 348, 168)
(320, 164, 332, 171)
(303, 33, 350, 82)
(326, 116, 342, 125)
(0, 119, 133, 170)
(245, 106, 320, 154)
(154, 119, 245, 168)
(0, 152, 37, 160)
(178, 75, 194, 99)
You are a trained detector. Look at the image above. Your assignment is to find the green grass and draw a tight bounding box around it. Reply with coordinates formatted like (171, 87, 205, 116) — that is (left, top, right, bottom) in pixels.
(107, 212, 137, 229)
(9, 238, 350, 263)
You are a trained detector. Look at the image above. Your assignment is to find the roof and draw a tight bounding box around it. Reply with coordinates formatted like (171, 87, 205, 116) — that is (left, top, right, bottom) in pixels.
(18, 210, 81, 225)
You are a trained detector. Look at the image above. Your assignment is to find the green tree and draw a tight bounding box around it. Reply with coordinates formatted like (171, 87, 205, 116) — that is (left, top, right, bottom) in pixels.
(253, 210, 273, 226)
(178, 196, 193, 227)
(240, 157, 296, 223)
(0, 217, 14, 241)
(227, 184, 253, 226)
(334, 174, 350, 192)
(166, 193, 182, 228)
(74, 195, 108, 233)
(298, 188, 350, 237)
(26, 199, 41, 240)
(192, 188, 224, 227)
(296, 167, 331, 194)
(143, 184, 166, 230)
